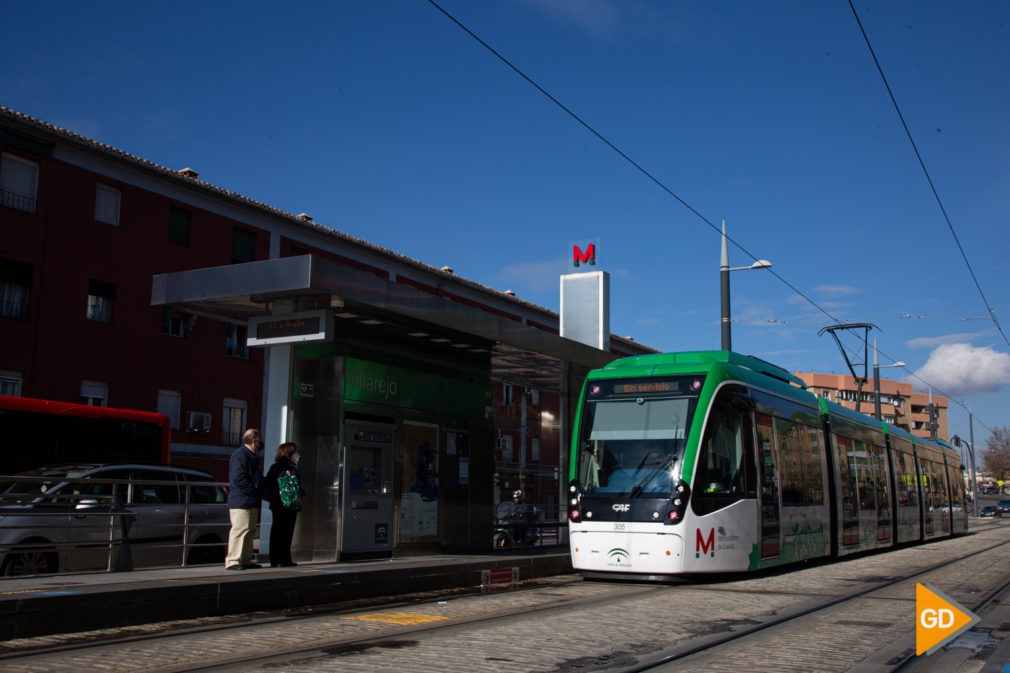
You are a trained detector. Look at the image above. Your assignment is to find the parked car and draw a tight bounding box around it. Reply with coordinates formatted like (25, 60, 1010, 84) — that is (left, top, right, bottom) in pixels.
(0, 464, 229, 576)
(998, 499, 1010, 513)
(980, 505, 1001, 518)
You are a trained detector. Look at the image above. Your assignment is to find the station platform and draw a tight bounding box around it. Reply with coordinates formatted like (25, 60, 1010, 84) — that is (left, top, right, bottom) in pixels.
(0, 548, 573, 641)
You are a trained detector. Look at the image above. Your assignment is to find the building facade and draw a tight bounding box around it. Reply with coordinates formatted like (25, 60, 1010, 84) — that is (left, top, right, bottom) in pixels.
(0, 107, 653, 559)
(795, 371, 949, 441)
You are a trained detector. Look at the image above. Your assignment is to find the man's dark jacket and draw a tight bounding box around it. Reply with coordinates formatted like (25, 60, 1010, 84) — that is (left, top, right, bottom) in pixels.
(228, 445, 263, 509)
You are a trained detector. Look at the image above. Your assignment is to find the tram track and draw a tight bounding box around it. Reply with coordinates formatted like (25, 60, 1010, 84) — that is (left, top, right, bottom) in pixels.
(619, 532, 1010, 673)
(0, 576, 669, 672)
(4, 525, 1009, 673)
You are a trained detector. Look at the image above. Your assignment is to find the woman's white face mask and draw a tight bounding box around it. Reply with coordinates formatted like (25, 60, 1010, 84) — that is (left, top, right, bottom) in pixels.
(292, 452, 301, 465)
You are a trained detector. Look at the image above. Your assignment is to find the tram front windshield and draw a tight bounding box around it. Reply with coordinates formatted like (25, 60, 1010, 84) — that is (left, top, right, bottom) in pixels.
(576, 376, 703, 497)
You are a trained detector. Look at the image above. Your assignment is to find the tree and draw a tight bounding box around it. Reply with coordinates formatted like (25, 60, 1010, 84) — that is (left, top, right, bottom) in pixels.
(982, 426, 1010, 483)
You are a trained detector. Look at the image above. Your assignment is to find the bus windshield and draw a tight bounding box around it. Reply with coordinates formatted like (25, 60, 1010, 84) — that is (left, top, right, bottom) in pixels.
(575, 376, 703, 496)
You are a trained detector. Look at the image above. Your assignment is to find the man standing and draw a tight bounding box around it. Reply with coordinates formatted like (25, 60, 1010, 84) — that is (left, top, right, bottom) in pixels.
(225, 428, 264, 570)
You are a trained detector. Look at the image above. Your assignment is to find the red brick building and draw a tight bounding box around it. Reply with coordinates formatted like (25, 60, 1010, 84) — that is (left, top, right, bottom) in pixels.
(1, 107, 653, 556)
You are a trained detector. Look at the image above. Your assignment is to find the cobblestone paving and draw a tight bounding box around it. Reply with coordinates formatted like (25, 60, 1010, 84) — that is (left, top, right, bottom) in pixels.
(3, 522, 1008, 673)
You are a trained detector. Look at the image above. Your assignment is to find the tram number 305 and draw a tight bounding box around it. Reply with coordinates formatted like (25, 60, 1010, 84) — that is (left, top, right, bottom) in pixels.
(613, 523, 626, 531)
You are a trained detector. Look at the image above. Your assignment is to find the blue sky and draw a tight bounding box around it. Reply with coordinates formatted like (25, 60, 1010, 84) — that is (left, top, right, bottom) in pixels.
(4, 1, 1008, 452)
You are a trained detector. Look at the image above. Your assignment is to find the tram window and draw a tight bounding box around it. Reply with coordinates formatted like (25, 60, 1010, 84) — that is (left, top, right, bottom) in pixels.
(578, 396, 692, 495)
(777, 419, 823, 507)
(693, 396, 754, 516)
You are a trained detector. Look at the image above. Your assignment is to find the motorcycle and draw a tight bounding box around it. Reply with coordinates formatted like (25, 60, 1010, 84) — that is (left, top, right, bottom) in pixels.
(492, 505, 541, 548)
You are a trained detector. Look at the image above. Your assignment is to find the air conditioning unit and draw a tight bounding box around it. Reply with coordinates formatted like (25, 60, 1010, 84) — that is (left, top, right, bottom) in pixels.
(185, 411, 212, 432)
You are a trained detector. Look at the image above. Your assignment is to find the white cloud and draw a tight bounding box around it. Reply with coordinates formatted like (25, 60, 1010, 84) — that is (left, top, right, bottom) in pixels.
(489, 258, 567, 295)
(910, 343, 1010, 396)
(906, 331, 992, 350)
(815, 285, 861, 296)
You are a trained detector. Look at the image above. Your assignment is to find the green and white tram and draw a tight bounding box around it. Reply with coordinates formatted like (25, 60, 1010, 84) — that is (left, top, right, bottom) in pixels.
(567, 351, 966, 580)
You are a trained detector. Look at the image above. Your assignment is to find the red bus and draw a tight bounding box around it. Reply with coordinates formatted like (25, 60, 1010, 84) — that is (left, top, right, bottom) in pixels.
(0, 396, 170, 475)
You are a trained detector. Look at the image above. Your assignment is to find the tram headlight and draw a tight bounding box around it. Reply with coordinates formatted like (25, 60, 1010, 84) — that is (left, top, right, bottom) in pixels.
(664, 479, 690, 526)
(568, 479, 583, 522)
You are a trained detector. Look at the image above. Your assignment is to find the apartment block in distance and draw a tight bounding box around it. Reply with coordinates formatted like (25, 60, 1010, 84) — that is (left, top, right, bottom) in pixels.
(795, 371, 949, 442)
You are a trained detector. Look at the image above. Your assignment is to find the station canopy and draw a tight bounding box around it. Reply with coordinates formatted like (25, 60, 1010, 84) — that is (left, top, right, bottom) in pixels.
(151, 255, 629, 393)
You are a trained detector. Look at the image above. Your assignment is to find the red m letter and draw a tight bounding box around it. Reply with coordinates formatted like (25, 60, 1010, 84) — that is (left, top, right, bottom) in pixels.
(696, 528, 715, 557)
(573, 243, 596, 267)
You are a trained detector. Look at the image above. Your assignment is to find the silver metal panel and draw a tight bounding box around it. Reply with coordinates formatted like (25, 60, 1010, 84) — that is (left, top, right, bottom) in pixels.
(560, 271, 610, 351)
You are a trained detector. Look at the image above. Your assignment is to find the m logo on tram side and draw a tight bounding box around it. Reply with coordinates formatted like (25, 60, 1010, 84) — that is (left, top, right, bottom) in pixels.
(696, 528, 715, 558)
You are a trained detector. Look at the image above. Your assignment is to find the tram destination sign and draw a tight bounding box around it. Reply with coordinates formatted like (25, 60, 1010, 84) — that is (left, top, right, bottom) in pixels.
(590, 376, 705, 399)
(247, 309, 331, 347)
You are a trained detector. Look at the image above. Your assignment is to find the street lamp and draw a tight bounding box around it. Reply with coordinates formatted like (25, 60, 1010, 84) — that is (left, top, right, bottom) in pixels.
(720, 221, 772, 351)
(872, 337, 905, 422)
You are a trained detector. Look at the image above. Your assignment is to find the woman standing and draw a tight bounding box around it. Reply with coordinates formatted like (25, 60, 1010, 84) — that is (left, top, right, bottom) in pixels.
(263, 442, 303, 567)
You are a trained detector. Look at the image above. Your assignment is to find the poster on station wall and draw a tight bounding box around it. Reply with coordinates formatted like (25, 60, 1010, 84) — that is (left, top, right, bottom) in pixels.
(400, 421, 439, 539)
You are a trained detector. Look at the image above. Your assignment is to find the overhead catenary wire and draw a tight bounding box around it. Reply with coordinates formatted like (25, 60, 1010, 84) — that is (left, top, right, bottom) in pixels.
(847, 0, 1009, 351)
(427, 0, 993, 431)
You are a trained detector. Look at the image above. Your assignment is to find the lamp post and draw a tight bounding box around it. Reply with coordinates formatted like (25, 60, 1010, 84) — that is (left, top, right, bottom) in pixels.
(872, 337, 905, 421)
(720, 221, 772, 351)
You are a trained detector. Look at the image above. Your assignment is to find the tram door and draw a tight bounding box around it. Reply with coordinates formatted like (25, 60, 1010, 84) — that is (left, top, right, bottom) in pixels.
(756, 413, 780, 558)
(340, 423, 394, 556)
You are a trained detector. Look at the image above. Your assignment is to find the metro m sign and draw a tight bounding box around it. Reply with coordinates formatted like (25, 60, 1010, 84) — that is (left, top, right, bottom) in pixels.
(572, 242, 596, 268)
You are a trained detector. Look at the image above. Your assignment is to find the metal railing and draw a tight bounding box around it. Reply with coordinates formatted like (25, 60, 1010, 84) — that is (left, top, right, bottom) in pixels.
(491, 504, 568, 549)
(0, 189, 37, 214)
(0, 474, 231, 577)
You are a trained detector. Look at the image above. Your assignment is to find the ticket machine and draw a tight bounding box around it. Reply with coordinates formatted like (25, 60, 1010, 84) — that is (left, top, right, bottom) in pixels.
(340, 422, 394, 556)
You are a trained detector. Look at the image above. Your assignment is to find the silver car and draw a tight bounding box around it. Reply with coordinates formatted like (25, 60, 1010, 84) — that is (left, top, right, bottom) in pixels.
(0, 464, 229, 576)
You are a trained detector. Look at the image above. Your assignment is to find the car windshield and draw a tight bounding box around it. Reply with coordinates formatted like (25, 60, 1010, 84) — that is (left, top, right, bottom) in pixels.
(0, 465, 98, 503)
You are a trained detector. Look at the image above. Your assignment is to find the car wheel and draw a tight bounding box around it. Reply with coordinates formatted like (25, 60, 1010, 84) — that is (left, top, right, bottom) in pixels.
(186, 536, 225, 565)
(1, 543, 58, 576)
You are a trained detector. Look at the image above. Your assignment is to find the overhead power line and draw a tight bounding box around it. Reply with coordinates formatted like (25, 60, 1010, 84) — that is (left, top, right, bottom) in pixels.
(427, 0, 992, 429)
(847, 0, 1010, 351)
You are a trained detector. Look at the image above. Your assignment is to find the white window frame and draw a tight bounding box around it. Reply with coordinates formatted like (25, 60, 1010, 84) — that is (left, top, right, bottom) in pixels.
(87, 293, 113, 323)
(222, 398, 247, 446)
(0, 153, 39, 214)
(157, 389, 182, 430)
(81, 380, 108, 407)
(94, 184, 121, 226)
(0, 370, 22, 397)
(87, 281, 116, 323)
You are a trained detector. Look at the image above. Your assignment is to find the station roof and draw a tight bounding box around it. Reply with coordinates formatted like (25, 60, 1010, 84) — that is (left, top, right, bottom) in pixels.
(152, 255, 647, 392)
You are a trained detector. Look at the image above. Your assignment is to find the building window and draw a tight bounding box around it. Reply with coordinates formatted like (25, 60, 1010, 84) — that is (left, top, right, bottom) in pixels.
(81, 380, 108, 406)
(87, 280, 116, 323)
(0, 370, 22, 397)
(225, 323, 249, 359)
(168, 206, 190, 246)
(222, 399, 247, 446)
(531, 438, 540, 462)
(0, 257, 32, 320)
(162, 308, 193, 337)
(157, 390, 182, 430)
(231, 228, 255, 264)
(497, 435, 514, 463)
(0, 153, 38, 214)
(502, 384, 514, 407)
(95, 184, 121, 226)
